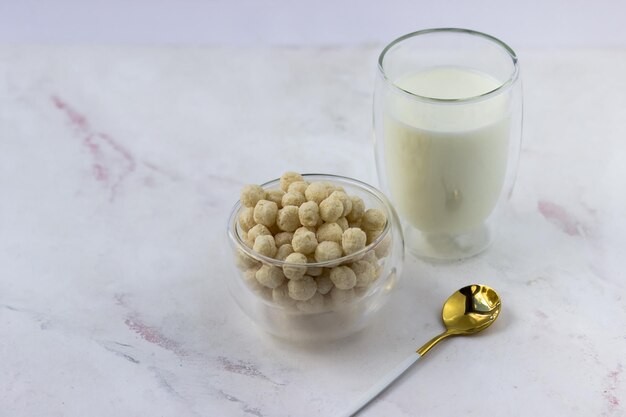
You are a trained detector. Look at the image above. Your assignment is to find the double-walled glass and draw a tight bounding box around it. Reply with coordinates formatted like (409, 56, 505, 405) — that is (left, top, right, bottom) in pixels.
(374, 28, 522, 260)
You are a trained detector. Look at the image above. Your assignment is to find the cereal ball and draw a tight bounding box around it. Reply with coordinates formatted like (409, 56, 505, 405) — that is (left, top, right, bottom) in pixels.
(275, 244, 294, 261)
(265, 188, 285, 208)
(276, 206, 301, 232)
(297, 292, 325, 313)
(314, 241, 343, 262)
(298, 201, 320, 227)
(375, 234, 392, 258)
(315, 273, 334, 295)
(329, 266, 357, 290)
(342, 228, 367, 255)
(235, 248, 260, 271)
(305, 182, 330, 204)
(238, 207, 256, 232)
(316, 222, 343, 243)
(330, 287, 355, 305)
(347, 196, 365, 222)
(280, 172, 304, 192)
(243, 268, 263, 291)
(292, 227, 318, 255)
(350, 260, 375, 287)
(361, 208, 387, 232)
(241, 231, 253, 247)
(319, 197, 344, 223)
(362, 250, 377, 264)
(306, 255, 323, 276)
(282, 191, 306, 207)
(288, 181, 309, 195)
(253, 235, 277, 258)
(366, 228, 384, 245)
(274, 232, 293, 247)
(255, 265, 285, 289)
(241, 184, 266, 208)
(272, 284, 296, 308)
(248, 224, 271, 243)
(329, 191, 352, 217)
(336, 217, 349, 232)
(253, 200, 278, 227)
(288, 275, 317, 301)
(283, 252, 308, 280)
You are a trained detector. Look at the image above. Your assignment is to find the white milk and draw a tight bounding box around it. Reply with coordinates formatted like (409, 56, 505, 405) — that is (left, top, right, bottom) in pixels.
(384, 67, 510, 234)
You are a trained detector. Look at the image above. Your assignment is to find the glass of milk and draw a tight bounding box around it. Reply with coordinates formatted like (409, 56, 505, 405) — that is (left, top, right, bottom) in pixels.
(374, 28, 522, 260)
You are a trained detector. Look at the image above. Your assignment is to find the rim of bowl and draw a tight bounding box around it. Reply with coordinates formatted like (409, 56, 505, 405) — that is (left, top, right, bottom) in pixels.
(227, 174, 392, 267)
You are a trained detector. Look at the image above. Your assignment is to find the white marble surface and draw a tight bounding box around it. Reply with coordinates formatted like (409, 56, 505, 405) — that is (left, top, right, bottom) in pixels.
(1, 45, 625, 417)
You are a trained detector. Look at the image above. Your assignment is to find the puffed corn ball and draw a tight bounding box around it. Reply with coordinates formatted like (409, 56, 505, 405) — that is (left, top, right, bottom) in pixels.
(306, 255, 323, 276)
(305, 182, 330, 204)
(241, 184, 266, 208)
(275, 244, 294, 261)
(277, 206, 301, 232)
(319, 197, 343, 223)
(288, 275, 317, 301)
(350, 260, 375, 287)
(282, 191, 306, 207)
(347, 196, 365, 222)
(283, 252, 308, 280)
(329, 191, 352, 217)
(255, 265, 285, 289)
(366, 228, 384, 245)
(361, 208, 387, 232)
(272, 284, 295, 308)
(248, 224, 271, 244)
(336, 217, 349, 232)
(330, 266, 357, 290)
(292, 227, 318, 255)
(274, 232, 293, 247)
(314, 241, 343, 262)
(237, 172, 392, 311)
(316, 222, 343, 243)
(253, 200, 278, 227)
(238, 207, 256, 232)
(280, 172, 304, 192)
(298, 201, 320, 227)
(315, 273, 334, 295)
(253, 235, 277, 258)
(235, 249, 261, 271)
(342, 227, 367, 255)
(265, 189, 285, 208)
(288, 181, 309, 195)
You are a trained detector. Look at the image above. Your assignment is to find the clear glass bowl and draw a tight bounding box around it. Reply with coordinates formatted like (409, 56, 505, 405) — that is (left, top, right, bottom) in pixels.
(225, 174, 404, 341)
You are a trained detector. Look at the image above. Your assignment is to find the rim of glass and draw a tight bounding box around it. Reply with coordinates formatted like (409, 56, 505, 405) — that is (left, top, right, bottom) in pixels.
(378, 28, 519, 104)
(227, 174, 392, 267)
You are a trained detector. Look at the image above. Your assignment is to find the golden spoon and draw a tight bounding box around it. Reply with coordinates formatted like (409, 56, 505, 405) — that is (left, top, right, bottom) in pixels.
(340, 284, 502, 417)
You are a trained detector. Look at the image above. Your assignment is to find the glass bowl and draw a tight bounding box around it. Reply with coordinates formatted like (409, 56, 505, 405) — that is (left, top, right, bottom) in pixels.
(225, 174, 404, 341)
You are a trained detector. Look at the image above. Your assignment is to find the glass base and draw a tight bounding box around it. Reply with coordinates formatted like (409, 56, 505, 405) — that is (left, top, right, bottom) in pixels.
(405, 223, 492, 261)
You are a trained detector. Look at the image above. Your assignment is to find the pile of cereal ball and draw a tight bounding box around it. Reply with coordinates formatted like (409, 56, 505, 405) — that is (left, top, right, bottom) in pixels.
(234, 172, 392, 313)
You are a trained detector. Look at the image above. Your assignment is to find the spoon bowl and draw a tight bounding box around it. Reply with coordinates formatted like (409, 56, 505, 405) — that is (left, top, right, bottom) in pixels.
(442, 284, 501, 334)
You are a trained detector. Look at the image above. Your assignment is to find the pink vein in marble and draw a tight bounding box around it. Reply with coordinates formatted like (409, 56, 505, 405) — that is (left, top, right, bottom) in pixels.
(115, 294, 186, 356)
(51, 96, 136, 201)
(125, 316, 186, 357)
(218, 356, 283, 385)
(604, 364, 623, 413)
(537, 200, 587, 236)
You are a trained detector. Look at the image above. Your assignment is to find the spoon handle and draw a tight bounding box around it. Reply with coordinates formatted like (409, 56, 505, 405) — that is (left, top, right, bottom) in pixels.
(338, 353, 421, 417)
